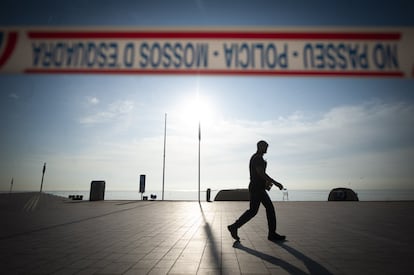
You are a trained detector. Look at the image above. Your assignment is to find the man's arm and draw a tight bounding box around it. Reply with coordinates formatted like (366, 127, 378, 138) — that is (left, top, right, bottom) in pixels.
(255, 166, 284, 190)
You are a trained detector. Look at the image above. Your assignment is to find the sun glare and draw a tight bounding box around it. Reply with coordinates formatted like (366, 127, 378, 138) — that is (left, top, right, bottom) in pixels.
(178, 94, 214, 126)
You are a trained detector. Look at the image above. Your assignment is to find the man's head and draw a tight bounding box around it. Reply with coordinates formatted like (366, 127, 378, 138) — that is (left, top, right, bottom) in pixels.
(257, 140, 268, 154)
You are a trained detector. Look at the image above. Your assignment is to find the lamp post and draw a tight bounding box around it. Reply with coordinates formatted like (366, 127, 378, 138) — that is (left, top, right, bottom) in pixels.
(162, 113, 167, 201)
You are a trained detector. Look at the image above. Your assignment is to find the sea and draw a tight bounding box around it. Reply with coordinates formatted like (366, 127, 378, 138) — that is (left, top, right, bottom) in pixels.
(40, 189, 414, 202)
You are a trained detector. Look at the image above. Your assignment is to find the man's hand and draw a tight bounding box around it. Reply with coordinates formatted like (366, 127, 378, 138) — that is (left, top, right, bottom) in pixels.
(275, 182, 284, 190)
(265, 181, 273, 191)
(266, 181, 283, 191)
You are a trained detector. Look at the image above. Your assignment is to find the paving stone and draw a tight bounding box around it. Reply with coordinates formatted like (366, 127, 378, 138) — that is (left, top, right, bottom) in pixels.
(1, 193, 414, 274)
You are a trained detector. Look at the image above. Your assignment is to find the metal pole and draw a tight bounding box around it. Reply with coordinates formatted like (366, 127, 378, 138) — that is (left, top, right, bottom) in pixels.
(40, 162, 46, 192)
(198, 121, 201, 203)
(9, 178, 13, 193)
(162, 113, 167, 201)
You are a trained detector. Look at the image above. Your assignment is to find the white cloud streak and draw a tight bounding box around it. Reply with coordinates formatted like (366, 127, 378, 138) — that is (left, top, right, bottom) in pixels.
(87, 96, 99, 105)
(80, 100, 134, 124)
(8, 93, 19, 100)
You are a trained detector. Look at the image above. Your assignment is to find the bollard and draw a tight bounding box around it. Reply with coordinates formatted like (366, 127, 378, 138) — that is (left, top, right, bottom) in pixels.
(206, 188, 211, 202)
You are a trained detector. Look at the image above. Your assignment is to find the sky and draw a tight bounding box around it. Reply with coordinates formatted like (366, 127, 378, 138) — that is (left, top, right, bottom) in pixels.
(1, 0, 414, 196)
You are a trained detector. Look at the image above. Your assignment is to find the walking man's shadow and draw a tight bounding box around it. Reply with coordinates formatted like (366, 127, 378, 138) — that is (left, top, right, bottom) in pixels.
(233, 241, 333, 275)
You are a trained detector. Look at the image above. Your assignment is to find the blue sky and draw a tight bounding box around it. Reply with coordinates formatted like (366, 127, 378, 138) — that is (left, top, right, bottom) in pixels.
(1, 0, 414, 196)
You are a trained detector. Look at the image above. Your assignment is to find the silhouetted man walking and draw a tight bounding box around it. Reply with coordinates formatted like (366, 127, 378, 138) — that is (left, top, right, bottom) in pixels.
(228, 140, 286, 242)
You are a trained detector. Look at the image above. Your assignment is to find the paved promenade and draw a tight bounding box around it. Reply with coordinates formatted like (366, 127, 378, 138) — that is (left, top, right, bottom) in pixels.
(1, 192, 414, 274)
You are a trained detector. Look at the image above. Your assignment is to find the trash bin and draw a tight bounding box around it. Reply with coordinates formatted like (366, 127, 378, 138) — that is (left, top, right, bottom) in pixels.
(90, 180, 105, 201)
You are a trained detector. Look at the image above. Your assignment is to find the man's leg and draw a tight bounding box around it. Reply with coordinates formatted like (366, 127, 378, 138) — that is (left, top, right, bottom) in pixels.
(262, 192, 286, 241)
(234, 191, 261, 228)
(261, 191, 276, 233)
(228, 191, 261, 241)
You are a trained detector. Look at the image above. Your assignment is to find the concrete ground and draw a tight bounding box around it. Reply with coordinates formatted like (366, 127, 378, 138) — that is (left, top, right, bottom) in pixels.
(1, 192, 414, 274)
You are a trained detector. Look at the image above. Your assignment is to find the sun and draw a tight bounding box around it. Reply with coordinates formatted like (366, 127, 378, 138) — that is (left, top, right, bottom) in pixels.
(178, 94, 214, 126)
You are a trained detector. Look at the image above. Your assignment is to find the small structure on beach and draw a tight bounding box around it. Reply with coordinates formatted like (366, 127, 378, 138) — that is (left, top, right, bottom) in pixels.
(328, 187, 359, 201)
(90, 180, 106, 201)
(214, 189, 250, 201)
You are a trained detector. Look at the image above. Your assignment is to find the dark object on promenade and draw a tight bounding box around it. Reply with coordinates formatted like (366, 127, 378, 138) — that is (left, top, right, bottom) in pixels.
(90, 180, 105, 201)
(328, 187, 359, 201)
(68, 195, 83, 201)
(215, 189, 250, 201)
(206, 188, 211, 202)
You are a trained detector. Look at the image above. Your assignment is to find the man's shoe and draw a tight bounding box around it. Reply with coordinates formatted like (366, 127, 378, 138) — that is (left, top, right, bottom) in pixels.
(268, 233, 286, 242)
(228, 224, 240, 242)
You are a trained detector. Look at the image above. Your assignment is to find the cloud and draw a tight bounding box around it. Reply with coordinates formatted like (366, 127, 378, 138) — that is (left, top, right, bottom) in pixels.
(195, 100, 413, 164)
(8, 93, 19, 100)
(108, 100, 134, 114)
(87, 96, 99, 105)
(286, 100, 414, 157)
(196, 100, 414, 190)
(80, 100, 134, 124)
(21, 99, 412, 193)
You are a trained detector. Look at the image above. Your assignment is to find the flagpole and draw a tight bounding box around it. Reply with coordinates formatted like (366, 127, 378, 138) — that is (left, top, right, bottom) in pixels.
(198, 120, 201, 203)
(162, 113, 167, 201)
